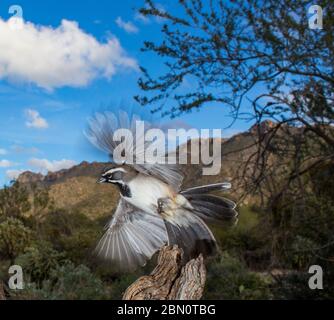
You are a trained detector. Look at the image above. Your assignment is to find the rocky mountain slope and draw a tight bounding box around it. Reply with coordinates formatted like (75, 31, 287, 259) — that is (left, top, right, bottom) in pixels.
(16, 121, 281, 217)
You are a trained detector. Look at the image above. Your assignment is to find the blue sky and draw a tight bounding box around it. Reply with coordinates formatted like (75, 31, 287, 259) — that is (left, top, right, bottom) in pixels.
(0, 0, 253, 185)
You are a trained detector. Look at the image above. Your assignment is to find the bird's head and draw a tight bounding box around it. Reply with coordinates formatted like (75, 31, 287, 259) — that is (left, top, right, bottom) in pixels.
(98, 167, 126, 185)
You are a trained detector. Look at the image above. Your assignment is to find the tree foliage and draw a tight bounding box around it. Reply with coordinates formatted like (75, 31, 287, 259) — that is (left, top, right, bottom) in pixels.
(137, 0, 333, 120)
(0, 182, 30, 219)
(137, 0, 334, 282)
(0, 218, 33, 261)
(136, 1, 334, 191)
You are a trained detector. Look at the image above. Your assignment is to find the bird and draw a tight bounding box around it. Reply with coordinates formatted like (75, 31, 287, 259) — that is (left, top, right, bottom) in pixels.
(86, 110, 238, 271)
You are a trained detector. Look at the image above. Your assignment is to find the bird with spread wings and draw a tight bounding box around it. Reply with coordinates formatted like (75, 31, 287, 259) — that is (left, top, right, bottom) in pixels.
(86, 110, 238, 271)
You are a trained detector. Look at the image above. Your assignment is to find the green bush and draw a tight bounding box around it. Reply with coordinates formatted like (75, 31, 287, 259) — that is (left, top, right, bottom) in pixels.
(204, 253, 272, 300)
(15, 241, 66, 284)
(40, 210, 101, 264)
(0, 182, 30, 219)
(0, 218, 33, 260)
(60, 229, 100, 264)
(109, 273, 142, 300)
(272, 266, 334, 300)
(288, 236, 317, 270)
(15, 262, 110, 300)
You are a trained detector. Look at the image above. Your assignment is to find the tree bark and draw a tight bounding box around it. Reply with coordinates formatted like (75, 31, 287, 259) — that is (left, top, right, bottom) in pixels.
(123, 245, 206, 300)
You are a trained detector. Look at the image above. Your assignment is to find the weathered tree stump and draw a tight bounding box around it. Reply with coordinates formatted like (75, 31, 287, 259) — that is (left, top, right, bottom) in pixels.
(123, 245, 206, 300)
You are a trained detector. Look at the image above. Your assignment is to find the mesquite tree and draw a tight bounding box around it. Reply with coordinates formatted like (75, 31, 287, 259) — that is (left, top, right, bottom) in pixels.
(136, 0, 333, 192)
(136, 0, 334, 265)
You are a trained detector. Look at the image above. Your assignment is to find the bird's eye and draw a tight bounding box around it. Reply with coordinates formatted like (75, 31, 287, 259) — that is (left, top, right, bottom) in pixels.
(112, 171, 123, 180)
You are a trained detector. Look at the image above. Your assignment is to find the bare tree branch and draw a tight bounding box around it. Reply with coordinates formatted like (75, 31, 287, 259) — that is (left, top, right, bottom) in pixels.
(123, 246, 206, 300)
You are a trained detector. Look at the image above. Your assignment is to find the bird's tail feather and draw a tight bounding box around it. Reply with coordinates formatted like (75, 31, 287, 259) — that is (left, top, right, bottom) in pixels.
(184, 194, 238, 225)
(181, 181, 238, 225)
(164, 209, 217, 261)
(181, 182, 232, 195)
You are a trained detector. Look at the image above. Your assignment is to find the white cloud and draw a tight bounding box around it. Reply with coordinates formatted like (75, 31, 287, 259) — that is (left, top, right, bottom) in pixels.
(6, 169, 24, 180)
(115, 17, 139, 34)
(0, 159, 16, 167)
(0, 148, 7, 155)
(11, 145, 40, 154)
(25, 109, 49, 129)
(28, 158, 77, 173)
(0, 18, 138, 90)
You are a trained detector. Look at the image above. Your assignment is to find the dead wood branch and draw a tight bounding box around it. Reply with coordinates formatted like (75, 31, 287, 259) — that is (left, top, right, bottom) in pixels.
(123, 245, 206, 300)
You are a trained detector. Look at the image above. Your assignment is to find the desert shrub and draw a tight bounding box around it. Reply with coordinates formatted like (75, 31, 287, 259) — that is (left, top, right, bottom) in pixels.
(0, 218, 33, 260)
(48, 262, 109, 300)
(39, 210, 101, 264)
(108, 273, 140, 300)
(213, 206, 270, 269)
(272, 264, 334, 300)
(40, 209, 78, 242)
(30, 184, 55, 215)
(287, 236, 318, 270)
(272, 272, 316, 300)
(15, 241, 66, 284)
(60, 229, 100, 264)
(204, 253, 272, 300)
(266, 185, 334, 270)
(14, 262, 109, 300)
(0, 182, 30, 219)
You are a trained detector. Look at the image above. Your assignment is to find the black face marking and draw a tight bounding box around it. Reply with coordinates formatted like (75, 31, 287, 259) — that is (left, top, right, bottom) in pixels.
(99, 167, 130, 197)
(116, 182, 132, 198)
(100, 167, 125, 184)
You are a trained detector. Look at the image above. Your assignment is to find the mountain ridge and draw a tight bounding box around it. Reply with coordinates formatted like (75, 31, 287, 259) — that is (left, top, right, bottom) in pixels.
(15, 120, 283, 216)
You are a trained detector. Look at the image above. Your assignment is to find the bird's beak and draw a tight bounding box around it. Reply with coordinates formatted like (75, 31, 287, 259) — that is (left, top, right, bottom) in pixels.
(221, 182, 232, 190)
(98, 177, 107, 184)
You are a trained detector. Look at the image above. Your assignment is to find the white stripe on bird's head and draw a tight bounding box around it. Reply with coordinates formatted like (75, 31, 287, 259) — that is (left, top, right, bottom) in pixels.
(103, 167, 127, 175)
(99, 167, 127, 184)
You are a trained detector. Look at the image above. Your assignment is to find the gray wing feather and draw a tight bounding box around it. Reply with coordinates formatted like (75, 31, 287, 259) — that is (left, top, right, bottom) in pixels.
(132, 163, 184, 191)
(96, 198, 168, 271)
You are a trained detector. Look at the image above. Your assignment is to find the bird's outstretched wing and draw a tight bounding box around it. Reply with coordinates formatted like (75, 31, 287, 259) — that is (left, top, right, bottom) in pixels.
(95, 198, 168, 271)
(86, 110, 184, 191)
